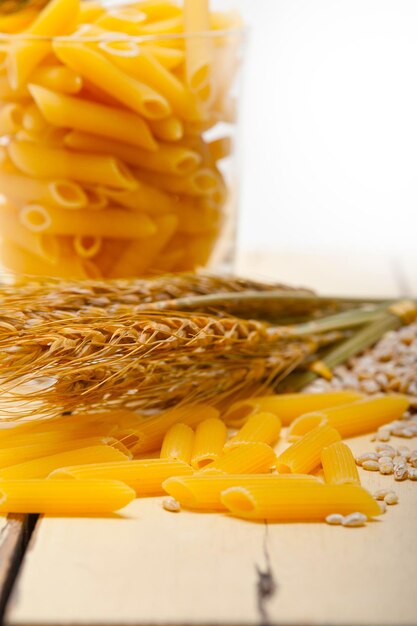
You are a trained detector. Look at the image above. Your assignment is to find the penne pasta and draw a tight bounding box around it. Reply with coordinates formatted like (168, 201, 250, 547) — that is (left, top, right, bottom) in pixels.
(0, 479, 135, 514)
(0, 444, 130, 480)
(53, 41, 171, 120)
(136, 1, 182, 21)
(163, 474, 321, 511)
(208, 136, 232, 162)
(64, 131, 201, 175)
(287, 395, 410, 440)
(107, 214, 178, 277)
(19, 203, 156, 239)
(73, 235, 102, 259)
(191, 417, 227, 469)
(8, 141, 137, 189)
(0, 239, 90, 278)
(29, 85, 157, 151)
(184, 0, 213, 92)
(276, 424, 341, 474)
(50, 459, 193, 496)
(31, 65, 83, 94)
(22, 103, 48, 133)
(223, 391, 364, 428)
(78, 0, 105, 23)
(129, 404, 219, 454)
(160, 423, 194, 464)
(224, 412, 282, 450)
(136, 167, 222, 196)
(148, 116, 184, 142)
(99, 183, 172, 214)
(95, 8, 147, 33)
(0, 206, 59, 263)
(220, 483, 381, 521)
(201, 442, 276, 475)
(143, 45, 185, 70)
(175, 199, 221, 235)
(0, 102, 25, 135)
(321, 441, 360, 485)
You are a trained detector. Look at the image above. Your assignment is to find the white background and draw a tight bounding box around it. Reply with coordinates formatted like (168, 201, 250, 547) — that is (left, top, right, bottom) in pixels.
(229, 0, 417, 260)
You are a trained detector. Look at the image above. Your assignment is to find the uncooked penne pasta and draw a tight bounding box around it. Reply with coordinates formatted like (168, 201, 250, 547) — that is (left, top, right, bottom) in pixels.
(143, 45, 185, 70)
(0, 445, 130, 480)
(148, 117, 184, 142)
(22, 103, 48, 133)
(175, 200, 221, 235)
(321, 441, 360, 485)
(73, 235, 102, 259)
(0, 479, 135, 514)
(30, 85, 157, 151)
(220, 483, 381, 521)
(163, 474, 321, 511)
(276, 424, 341, 474)
(99, 182, 172, 215)
(129, 404, 219, 454)
(137, 1, 182, 21)
(31, 64, 83, 94)
(287, 395, 410, 440)
(191, 417, 227, 469)
(0, 207, 59, 263)
(208, 136, 232, 162)
(64, 131, 201, 175)
(50, 459, 193, 496)
(201, 442, 276, 475)
(160, 423, 194, 464)
(224, 412, 281, 450)
(95, 7, 147, 33)
(0, 102, 25, 134)
(222, 391, 364, 427)
(107, 214, 178, 277)
(53, 41, 171, 120)
(0, 239, 92, 278)
(184, 0, 213, 92)
(8, 141, 137, 189)
(0, 169, 87, 209)
(136, 168, 221, 196)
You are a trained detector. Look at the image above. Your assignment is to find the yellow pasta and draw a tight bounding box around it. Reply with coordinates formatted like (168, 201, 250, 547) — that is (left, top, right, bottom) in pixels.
(8, 141, 137, 189)
(129, 404, 219, 454)
(53, 41, 171, 120)
(95, 8, 147, 33)
(163, 474, 321, 511)
(208, 137, 232, 162)
(160, 423, 194, 464)
(107, 214, 178, 277)
(73, 235, 102, 259)
(0, 480, 135, 515)
(224, 412, 282, 450)
(191, 417, 227, 469)
(7, 0, 80, 90)
(0, 8, 37, 33)
(0, 206, 59, 263)
(64, 131, 201, 175)
(220, 483, 381, 521)
(78, 0, 105, 23)
(20, 203, 156, 239)
(136, 1, 182, 21)
(50, 459, 193, 496)
(0, 444, 130, 480)
(223, 390, 364, 428)
(276, 424, 341, 474)
(287, 395, 410, 440)
(143, 45, 185, 70)
(175, 200, 221, 235)
(31, 65, 83, 94)
(136, 168, 221, 195)
(30, 85, 157, 151)
(321, 441, 360, 485)
(0, 102, 25, 134)
(22, 103, 48, 133)
(99, 183, 172, 215)
(148, 116, 184, 141)
(136, 15, 183, 36)
(184, 0, 212, 92)
(0, 436, 128, 469)
(201, 442, 276, 475)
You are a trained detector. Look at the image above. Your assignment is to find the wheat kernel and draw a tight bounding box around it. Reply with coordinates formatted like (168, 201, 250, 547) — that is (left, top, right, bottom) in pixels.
(378, 501, 387, 514)
(374, 489, 391, 500)
(384, 492, 399, 505)
(342, 512, 367, 527)
(394, 466, 408, 481)
(162, 497, 181, 513)
(362, 460, 380, 471)
(408, 468, 417, 480)
(356, 453, 379, 466)
(325, 513, 344, 525)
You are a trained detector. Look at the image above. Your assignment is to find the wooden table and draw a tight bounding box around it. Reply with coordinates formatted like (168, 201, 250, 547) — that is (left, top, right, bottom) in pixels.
(1, 252, 417, 626)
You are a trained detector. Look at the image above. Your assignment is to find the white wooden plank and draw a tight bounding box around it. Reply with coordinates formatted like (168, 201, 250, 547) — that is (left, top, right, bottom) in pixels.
(5, 434, 417, 626)
(236, 250, 402, 297)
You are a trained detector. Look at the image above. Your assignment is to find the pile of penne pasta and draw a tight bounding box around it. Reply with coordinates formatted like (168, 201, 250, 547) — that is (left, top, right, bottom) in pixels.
(0, 0, 242, 277)
(0, 390, 410, 520)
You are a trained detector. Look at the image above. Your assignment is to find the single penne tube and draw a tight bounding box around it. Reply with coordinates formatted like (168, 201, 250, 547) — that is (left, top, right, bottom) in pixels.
(107, 213, 178, 277)
(287, 395, 410, 440)
(50, 459, 193, 496)
(224, 412, 282, 450)
(73, 235, 102, 259)
(64, 131, 201, 175)
(53, 41, 171, 121)
(0, 207, 59, 264)
(16, 126, 68, 149)
(0, 102, 25, 134)
(0, 169, 87, 209)
(0, 7, 38, 33)
(175, 200, 221, 235)
(222, 391, 364, 427)
(83, 187, 108, 210)
(160, 423, 194, 464)
(163, 474, 321, 510)
(200, 442, 276, 475)
(184, 0, 213, 92)
(136, 167, 222, 196)
(98, 43, 202, 121)
(221, 483, 381, 521)
(95, 7, 147, 33)
(8, 141, 137, 189)
(0, 238, 90, 278)
(31, 64, 83, 94)
(276, 424, 341, 474)
(191, 417, 227, 469)
(129, 404, 219, 454)
(321, 441, 360, 485)
(7, 0, 79, 89)
(0, 445, 130, 480)
(29, 85, 157, 151)
(208, 136, 232, 162)
(136, 1, 182, 21)
(143, 45, 185, 70)
(0, 479, 135, 515)
(19, 204, 156, 239)
(22, 103, 48, 133)
(0, 424, 113, 448)
(136, 15, 183, 36)
(99, 182, 173, 215)
(148, 117, 184, 142)
(0, 436, 129, 469)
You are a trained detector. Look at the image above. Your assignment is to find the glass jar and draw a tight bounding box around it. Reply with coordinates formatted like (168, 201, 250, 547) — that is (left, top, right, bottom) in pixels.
(0, 0, 245, 278)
